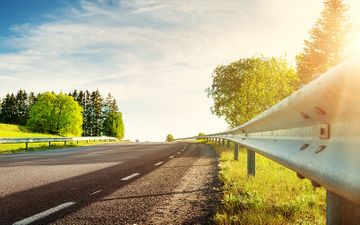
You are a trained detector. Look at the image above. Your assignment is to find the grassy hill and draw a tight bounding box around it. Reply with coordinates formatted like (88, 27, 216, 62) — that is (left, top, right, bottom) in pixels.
(0, 123, 62, 153)
(0, 123, 60, 138)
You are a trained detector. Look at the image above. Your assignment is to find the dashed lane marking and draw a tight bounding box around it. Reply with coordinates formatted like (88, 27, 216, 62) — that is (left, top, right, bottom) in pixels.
(121, 173, 140, 181)
(91, 190, 102, 195)
(13, 202, 76, 225)
(177, 152, 181, 154)
(169, 156, 175, 159)
(154, 161, 163, 166)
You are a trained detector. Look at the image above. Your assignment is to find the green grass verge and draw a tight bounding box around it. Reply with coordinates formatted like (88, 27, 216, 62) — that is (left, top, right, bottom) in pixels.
(0, 123, 119, 154)
(213, 145, 326, 225)
(0, 123, 60, 138)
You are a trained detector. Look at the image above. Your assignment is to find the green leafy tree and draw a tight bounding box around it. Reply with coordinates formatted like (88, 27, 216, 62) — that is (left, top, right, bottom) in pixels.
(166, 134, 174, 142)
(297, 0, 351, 84)
(206, 56, 298, 127)
(103, 112, 124, 139)
(27, 92, 83, 136)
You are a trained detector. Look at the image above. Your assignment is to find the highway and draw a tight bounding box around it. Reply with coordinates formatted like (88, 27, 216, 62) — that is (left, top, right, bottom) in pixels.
(0, 142, 219, 225)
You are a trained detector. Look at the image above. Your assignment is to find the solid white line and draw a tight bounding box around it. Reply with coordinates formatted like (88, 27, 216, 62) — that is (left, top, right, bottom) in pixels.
(154, 161, 163, 166)
(91, 190, 102, 195)
(121, 173, 140, 181)
(13, 202, 76, 225)
(169, 156, 174, 159)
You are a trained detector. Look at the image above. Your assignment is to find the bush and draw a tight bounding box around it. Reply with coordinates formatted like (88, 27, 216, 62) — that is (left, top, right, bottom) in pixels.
(166, 134, 174, 142)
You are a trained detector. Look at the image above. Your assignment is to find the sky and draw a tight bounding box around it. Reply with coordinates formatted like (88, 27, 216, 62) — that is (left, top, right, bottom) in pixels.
(0, 0, 360, 141)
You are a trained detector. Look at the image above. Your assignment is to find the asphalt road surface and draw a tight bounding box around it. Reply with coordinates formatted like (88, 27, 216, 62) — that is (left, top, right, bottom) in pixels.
(0, 142, 219, 225)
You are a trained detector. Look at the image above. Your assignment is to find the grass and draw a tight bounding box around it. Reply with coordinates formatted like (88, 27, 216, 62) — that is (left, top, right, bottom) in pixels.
(213, 145, 326, 225)
(0, 123, 60, 138)
(0, 123, 118, 154)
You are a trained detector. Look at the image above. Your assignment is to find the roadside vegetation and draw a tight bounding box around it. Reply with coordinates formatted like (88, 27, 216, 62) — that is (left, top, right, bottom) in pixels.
(213, 145, 326, 225)
(0, 89, 125, 138)
(206, 2, 350, 223)
(0, 123, 118, 154)
(166, 133, 174, 142)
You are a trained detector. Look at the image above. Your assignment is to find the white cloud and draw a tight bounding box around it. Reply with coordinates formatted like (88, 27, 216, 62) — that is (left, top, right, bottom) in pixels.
(0, 0, 331, 140)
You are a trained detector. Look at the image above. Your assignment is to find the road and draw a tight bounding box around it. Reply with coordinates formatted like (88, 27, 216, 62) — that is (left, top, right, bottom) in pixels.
(0, 142, 219, 225)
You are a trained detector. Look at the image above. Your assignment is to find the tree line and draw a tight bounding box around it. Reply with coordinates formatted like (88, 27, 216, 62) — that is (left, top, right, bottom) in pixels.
(206, 0, 351, 128)
(0, 89, 124, 138)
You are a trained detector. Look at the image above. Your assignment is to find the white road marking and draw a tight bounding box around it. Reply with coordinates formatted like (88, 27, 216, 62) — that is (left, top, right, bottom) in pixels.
(91, 190, 102, 195)
(121, 173, 140, 181)
(13, 202, 76, 225)
(154, 161, 163, 166)
(169, 156, 174, 159)
(177, 152, 181, 154)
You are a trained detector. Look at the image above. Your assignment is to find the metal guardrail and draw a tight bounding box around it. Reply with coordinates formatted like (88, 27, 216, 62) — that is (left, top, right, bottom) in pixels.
(0, 136, 117, 151)
(176, 58, 360, 224)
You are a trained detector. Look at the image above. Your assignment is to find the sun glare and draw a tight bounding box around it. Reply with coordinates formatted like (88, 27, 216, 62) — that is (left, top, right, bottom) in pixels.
(347, 0, 360, 57)
(347, 38, 360, 57)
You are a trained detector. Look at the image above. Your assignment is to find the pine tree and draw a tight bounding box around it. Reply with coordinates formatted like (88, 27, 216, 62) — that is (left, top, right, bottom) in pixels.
(0, 94, 16, 124)
(84, 90, 93, 136)
(15, 90, 29, 125)
(104, 93, 119, 115)
(76, 90, 86, 135)
(90, 90, 104, 136)
(28, 92, 38, 108)
(296, 0, 351, 84)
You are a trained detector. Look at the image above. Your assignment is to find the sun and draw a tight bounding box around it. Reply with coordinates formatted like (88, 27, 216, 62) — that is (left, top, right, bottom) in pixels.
(347, 34, 360, 57)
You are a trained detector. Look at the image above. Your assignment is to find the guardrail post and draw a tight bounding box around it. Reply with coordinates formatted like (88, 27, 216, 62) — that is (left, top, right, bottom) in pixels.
(226, 140, 230, 148)
(49, 142, 51, 147)
(222, 139, 225, 147)
(26, 142, 28, 151)
(326, 190, 360, 224)
(64, 141, 66, 146)
(234, 143, 239, 160)
(247, 149, 255, 177)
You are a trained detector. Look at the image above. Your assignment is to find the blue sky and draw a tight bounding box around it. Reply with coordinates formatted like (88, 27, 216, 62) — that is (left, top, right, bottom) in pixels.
(0, 1, 75, 37)
(0, 0, 359, 141)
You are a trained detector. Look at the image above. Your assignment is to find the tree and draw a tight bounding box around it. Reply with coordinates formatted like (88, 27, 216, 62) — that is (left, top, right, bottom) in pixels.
(0, 94, 16, 124)
(27, 92, 83, 136)
(103, 112, 124, 139)
(166, 134, 174, 142)
(104, 93, 119, 114)
(196, 132, 205, 140)
(84, 90, 92, 136)
(14, 90, 29, 125)
(297, 0, 351, 84)
(206, 56, 298, 128)
(90, 90, 103, 136)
